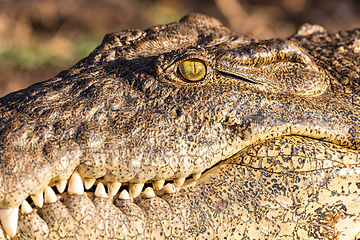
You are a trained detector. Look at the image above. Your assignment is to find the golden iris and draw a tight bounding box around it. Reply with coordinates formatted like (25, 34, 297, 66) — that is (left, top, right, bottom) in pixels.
(178, 59, 206, 81)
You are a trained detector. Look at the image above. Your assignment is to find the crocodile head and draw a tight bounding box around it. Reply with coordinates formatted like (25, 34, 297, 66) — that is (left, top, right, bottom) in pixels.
(1, 14, 360, 239)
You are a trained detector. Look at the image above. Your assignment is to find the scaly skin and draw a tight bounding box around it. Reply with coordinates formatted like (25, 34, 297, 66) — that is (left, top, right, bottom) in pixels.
(1, 14, 360, 239)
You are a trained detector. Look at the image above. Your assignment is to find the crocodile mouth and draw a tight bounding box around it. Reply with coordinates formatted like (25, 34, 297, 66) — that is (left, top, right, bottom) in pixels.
(0, 148, 224, 238)
(2, 133, 360, 238)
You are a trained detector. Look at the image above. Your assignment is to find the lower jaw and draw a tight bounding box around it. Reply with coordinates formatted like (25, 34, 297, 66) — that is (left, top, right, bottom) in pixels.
(4, 134, 360, 238)
(1, 156, 224, 238)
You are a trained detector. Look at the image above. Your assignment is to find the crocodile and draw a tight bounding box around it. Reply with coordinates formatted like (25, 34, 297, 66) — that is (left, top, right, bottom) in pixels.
(0, 13, 360, 239)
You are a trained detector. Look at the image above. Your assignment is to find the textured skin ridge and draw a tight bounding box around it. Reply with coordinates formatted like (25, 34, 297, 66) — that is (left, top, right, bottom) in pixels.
(1, 14, 360, 239)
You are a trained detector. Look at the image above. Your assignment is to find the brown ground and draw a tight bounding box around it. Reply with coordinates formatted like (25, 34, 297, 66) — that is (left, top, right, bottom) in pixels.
(1, 0, 359, 97)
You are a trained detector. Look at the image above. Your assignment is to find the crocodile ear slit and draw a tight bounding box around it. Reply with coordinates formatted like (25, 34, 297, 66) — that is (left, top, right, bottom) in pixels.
(214, 39, 328, 96)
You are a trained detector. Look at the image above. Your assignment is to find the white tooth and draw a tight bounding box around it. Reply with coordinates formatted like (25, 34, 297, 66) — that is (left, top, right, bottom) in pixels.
(129, 183, 144, 198)
(142, 187, 156, 199)
(94, 183, 108, 198)
(193, 172, 201, 180)
(173, 177, 186, 187)
(152, 180, 165, 190)
(31, 193, 44, 208)
(0, 207, 19, 238)
(163, 183, 176, 194)
(56, 180, 67, 193)
(67, 171, 84, 195)
(21, 200, 32, 215)
(44, 187, 57, 204)
(84, 178, 96, 190)
(118, 190, 130, 200)
(107, 182, 121, 197)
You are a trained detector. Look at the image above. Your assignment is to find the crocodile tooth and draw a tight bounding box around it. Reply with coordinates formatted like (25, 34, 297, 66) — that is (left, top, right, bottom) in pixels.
(31, 192, 44, 208)
(152, 180, 165, 190)
(142, 187, 156, 198)
(67, 171, 84, 195)
(129, 183, 144, 198)
(0, 207, 19, 238)
(173, 177, 186, 186)
(84, 178, 96, 190)
(21, 200, 32, 215)
(94, 183, 108, 198)
(56, 180, 67, 193)
(107, 182, 121, 197)
(44, 187, 57, 204)
(118, 190, 130, 200)
(163, 183, 176, 194)
(192, 172, 201, 180)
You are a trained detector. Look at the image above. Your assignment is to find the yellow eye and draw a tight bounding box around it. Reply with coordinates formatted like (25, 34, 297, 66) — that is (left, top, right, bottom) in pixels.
(178, 59, 206, 81)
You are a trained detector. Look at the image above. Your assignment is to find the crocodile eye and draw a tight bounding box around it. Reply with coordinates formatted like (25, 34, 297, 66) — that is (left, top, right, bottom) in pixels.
(178, 58, 206, 81)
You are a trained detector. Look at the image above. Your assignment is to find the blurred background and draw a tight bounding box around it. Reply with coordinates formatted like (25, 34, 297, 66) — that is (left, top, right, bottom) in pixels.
(0, 0, 359, 97)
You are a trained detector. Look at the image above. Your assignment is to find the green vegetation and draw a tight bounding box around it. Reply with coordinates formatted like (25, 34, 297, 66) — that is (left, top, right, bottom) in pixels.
(0, 36, 102, 69)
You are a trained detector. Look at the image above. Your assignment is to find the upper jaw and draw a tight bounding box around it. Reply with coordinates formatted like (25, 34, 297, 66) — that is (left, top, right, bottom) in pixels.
(1, 80, 358, 210)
